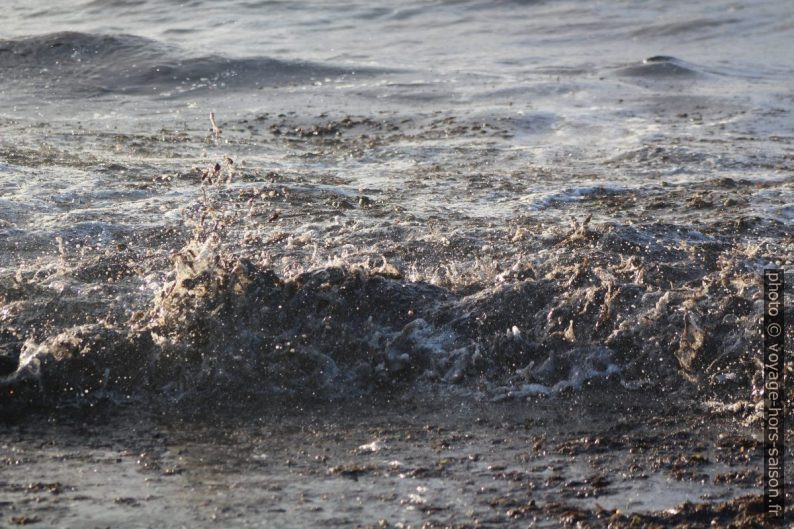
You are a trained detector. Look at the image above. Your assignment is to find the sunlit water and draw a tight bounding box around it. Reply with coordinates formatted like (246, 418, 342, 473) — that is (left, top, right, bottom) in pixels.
(0, 0, 792, 407)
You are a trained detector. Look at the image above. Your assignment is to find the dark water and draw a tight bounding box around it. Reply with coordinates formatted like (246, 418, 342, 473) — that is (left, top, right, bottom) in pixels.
(0, 0, 792, 412)
(1, 397, 780, 528)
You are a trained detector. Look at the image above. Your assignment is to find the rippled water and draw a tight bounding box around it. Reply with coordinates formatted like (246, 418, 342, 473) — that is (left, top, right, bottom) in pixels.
(0, 0, 792, 411)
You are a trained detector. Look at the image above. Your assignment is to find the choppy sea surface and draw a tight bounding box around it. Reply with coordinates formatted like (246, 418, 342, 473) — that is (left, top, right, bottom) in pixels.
(0, 0, 792, 412)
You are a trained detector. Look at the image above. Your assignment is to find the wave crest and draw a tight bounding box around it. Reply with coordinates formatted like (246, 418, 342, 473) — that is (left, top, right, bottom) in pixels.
(0, 31, 377, 96)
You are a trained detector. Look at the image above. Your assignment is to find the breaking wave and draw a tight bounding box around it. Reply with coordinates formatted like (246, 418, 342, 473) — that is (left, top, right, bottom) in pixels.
(2, 210, 778, 415)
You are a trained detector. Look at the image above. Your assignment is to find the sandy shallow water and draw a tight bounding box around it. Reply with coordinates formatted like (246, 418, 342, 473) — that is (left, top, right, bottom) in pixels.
(2, 390, 788, 528)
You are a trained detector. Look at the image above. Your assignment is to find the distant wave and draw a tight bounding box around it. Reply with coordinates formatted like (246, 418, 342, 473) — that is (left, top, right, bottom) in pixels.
(628, 17, 741, 38)
(0, 32, 384, 97)
(613, 56, 705, 79)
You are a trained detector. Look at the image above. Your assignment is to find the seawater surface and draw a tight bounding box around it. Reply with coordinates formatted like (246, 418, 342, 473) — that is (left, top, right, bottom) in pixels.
(0, 0, 792, 413)
(1, 1, 794, 527)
